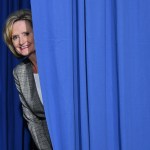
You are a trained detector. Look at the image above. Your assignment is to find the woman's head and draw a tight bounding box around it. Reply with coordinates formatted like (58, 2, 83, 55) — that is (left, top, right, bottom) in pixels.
(3, 9, 34, 58)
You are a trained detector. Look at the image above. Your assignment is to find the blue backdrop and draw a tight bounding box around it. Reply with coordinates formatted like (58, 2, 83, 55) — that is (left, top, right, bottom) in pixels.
(0, 1, 31, 150)
(31, 0, 150, 150)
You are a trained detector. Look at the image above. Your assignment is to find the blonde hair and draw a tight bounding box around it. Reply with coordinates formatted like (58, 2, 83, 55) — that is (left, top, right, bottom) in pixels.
(3, 9, 32, 58)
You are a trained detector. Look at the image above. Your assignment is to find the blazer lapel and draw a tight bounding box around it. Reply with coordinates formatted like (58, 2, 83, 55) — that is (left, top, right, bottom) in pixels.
(22, 60, 45, 118)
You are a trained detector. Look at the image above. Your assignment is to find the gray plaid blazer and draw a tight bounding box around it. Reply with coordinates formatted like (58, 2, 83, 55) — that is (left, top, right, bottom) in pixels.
(13, 59, 52, 150)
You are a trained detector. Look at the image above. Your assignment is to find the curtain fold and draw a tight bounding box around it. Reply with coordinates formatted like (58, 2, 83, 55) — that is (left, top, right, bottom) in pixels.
(0, 1, 31, 150)
(31, 0, 150, 150)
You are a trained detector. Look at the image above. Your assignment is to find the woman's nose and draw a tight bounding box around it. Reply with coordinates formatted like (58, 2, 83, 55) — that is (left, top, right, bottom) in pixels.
(19, 36, 26, 45)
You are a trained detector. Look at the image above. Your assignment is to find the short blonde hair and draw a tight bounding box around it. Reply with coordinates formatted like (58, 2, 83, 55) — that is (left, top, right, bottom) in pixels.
(3, 9, 32, 58)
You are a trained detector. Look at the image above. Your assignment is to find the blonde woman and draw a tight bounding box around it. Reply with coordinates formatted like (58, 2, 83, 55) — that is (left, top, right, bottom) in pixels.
(3, 9, 52, 150)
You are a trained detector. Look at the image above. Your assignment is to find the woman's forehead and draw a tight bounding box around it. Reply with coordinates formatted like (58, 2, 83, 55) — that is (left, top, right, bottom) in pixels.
(12, 20, 32, 34)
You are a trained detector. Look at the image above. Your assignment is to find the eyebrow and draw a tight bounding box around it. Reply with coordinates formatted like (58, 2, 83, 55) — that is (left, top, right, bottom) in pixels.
(11, 34, 19, 38)
(12, 31, 31, 36)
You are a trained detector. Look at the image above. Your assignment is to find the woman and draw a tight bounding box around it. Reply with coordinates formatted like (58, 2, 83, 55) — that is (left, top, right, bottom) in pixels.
(3, 9, 52, 150)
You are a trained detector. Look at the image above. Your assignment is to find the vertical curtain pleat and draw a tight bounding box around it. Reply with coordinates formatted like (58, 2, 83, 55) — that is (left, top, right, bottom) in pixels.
(31, 0, 150, 150)
(0, 1, 31, 150)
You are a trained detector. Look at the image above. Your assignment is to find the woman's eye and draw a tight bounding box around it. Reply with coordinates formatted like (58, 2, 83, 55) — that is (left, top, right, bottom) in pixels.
(24, 32, 30, 36)
(12, 35, 18, 41)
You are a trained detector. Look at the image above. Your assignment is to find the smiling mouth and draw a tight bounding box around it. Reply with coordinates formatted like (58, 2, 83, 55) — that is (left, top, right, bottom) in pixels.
(20, 44, 31, 50)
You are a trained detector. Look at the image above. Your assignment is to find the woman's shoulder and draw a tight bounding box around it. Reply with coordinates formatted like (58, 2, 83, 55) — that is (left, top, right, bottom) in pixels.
(13, 58, 31, 74)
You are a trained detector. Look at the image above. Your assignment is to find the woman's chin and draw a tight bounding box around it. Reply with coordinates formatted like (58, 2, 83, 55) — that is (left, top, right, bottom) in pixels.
(16, 49, 35, 57)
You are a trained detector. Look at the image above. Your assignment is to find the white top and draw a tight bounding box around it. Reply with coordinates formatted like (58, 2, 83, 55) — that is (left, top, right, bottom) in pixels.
(33, 73, 43, 104)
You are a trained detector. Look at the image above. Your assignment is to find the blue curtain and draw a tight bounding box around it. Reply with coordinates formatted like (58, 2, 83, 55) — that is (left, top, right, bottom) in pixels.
(0, 1, 31, 150)
(31, 0, 150, 150)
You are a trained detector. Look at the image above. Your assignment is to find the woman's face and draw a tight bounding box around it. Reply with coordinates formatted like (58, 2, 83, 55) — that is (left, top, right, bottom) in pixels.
(11, 20, 35, 56)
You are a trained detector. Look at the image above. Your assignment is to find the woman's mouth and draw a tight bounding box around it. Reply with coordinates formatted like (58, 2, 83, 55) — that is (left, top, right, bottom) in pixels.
(20, 44, 31, 50)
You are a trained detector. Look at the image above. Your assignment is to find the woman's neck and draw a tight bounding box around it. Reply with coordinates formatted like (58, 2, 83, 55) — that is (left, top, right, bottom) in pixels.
(28, 51, 38, 73)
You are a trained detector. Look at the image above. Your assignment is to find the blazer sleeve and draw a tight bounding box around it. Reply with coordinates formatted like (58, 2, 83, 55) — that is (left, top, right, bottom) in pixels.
(13, 69, 52, 150)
